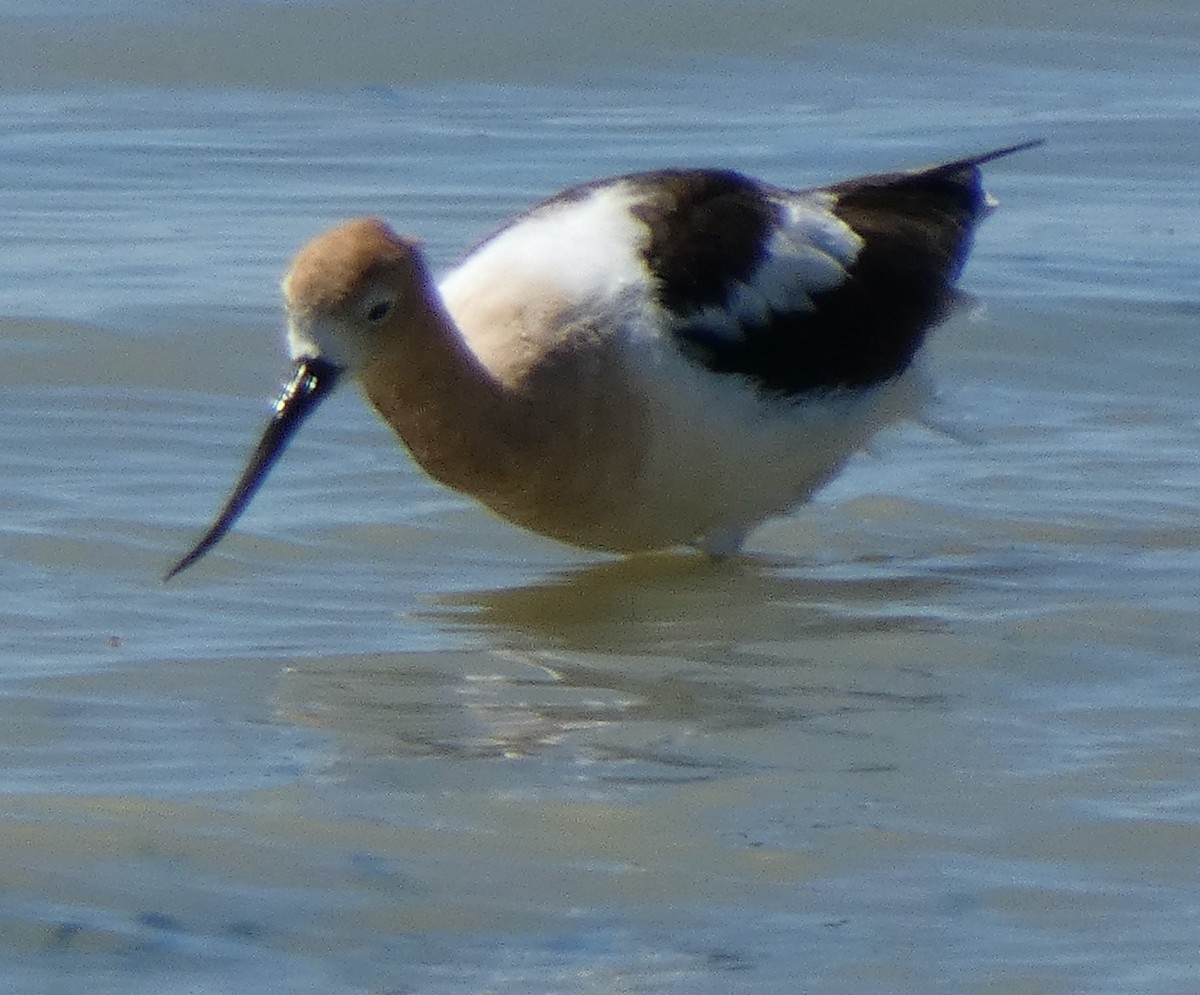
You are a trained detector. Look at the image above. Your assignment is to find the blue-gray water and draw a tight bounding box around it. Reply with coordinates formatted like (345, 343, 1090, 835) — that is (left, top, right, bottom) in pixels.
(2, 2, 1200, 992)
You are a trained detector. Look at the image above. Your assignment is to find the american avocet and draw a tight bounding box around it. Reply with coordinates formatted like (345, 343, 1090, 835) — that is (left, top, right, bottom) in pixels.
(165, 141, 1039, 579)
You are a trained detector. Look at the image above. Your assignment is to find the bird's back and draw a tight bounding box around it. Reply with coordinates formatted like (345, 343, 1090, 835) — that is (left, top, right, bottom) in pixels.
(440, 152, 1002, 392)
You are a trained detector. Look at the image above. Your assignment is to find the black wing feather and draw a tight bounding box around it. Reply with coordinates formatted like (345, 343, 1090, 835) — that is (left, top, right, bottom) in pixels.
(662, 143, 1040, 395)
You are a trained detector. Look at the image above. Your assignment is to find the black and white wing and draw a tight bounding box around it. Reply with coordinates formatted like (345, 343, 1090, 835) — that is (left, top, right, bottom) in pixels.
(632, 142, 1038, 394)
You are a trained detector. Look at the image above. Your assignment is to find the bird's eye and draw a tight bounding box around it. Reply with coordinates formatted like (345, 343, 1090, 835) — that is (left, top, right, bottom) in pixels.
(366, 300, 392, 322)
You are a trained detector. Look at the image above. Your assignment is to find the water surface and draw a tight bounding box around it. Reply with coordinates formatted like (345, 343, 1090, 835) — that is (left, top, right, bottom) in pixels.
(2, 3, 1200, 992)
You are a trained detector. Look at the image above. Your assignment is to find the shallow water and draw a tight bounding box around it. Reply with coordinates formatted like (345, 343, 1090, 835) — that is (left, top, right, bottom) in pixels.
(3, 2, 1200, 992)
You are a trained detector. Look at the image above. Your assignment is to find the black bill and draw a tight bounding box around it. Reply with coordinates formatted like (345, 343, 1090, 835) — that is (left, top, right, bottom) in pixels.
(163, 356, 342, 581)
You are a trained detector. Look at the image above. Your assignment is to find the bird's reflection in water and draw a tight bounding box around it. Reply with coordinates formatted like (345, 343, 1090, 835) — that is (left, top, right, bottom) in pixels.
(278, 551, 976, 781)
(420, 549, 959, 651)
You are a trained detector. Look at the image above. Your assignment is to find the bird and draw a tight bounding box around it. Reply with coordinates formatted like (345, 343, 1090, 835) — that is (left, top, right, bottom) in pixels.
(164, 140, 1040, 580)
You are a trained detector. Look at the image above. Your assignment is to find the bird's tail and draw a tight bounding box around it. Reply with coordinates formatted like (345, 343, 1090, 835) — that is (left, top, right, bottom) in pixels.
(923, 139, 1046, 177)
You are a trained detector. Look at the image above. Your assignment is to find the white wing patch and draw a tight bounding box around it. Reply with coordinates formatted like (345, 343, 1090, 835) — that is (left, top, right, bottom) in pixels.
(439, 182, 648, 312)
(677, 193, 863, 342)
